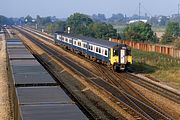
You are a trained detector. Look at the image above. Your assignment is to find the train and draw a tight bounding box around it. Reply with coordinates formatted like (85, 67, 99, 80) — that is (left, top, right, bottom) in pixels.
(54, 32, 132, 71)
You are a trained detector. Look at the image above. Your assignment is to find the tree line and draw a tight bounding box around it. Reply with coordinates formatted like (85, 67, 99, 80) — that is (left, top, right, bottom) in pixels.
(1, 13, 179, 48)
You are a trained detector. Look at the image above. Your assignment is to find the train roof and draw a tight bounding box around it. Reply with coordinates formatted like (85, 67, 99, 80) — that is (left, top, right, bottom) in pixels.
(55, 32, 127, 48)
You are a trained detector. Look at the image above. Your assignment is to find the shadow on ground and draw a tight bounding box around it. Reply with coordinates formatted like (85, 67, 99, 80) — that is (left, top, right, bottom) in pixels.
(129, 61, 158, 74)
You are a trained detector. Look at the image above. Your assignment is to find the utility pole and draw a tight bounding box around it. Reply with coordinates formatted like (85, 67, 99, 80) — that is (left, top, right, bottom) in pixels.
(139, 2, 141, 21)
(178, 4, 180, 16)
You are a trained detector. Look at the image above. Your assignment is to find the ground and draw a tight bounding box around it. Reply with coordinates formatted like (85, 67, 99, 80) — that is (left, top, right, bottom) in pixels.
(0, 34, 12, 120)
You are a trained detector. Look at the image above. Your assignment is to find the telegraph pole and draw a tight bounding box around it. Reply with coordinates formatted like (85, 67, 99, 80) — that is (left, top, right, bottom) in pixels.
(178, 4, 180, 16)
(139, 2, 141, 21)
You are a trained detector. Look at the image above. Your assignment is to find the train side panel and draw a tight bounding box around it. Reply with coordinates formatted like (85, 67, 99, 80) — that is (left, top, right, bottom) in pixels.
(54, 33, 132, 70)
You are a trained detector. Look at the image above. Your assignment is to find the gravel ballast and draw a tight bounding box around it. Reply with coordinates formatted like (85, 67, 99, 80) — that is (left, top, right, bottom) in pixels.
(0, 34, 12, 120)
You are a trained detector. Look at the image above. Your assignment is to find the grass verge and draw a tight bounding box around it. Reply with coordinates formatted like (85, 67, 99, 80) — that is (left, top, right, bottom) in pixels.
(130, 49, 180, 88)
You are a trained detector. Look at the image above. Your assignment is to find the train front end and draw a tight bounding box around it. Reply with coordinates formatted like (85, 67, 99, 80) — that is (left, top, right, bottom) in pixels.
(110, 44, 132, 71)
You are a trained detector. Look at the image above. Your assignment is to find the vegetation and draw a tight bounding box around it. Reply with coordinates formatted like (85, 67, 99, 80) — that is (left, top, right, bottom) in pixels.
(66, 13, 118, 40)
(46, 21, 66, 34)
(161, 21, 180, 48)
(131, 49, 180, 87)
(123, 22, 158, 43)
(25, 13, 118, 40)
(66, 13, 93, 35)
(0, 15, 14, 25)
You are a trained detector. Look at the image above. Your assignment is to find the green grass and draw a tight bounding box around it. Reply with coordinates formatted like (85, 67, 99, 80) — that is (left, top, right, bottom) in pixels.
(113, 25, 166, 33)
(131, 49, 180, 88)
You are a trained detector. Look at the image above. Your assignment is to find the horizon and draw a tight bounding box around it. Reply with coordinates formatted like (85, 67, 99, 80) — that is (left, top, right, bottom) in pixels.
(0, 0, 180, 18)
(0, 12, 178, 19)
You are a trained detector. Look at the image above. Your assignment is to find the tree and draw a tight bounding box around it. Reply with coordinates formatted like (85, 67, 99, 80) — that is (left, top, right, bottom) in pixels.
(92, 14, 106, 22)
(0, 15, 14, 25)
(174, 38, 180, 49)
(161, 21, 180, 44)
(66, 13, 93, 34)
(172, 16, 180, 24)
(25, 15, 33, 23)
(88, 23, 117, 40)
(44, 13, 118, 40)
(123, 22, 158, 43)
(166, 21, 180, 37)
(161, 32, 175, 44)
(46, 21, 66, 33)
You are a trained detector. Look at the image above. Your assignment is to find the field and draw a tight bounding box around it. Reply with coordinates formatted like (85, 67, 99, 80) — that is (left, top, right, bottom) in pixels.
(113, 25, 166, 33)
(131, 49, 180, 89)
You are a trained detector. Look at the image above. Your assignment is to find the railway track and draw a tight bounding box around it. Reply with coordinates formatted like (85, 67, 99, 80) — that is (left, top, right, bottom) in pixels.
(92, 64, 172, 120)
(15, 27, 174, 120)
(3, 28, 11, 39)
(123, 73, 180, 104)
(23, 26, 180, 104)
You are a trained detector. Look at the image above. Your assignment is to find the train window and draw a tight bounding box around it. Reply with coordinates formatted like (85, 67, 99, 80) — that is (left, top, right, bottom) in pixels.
(99, 48, 101, 53)
(65, 38, 68, 42)
(78, 42, 81, 46)
(105, 50, 108, 56)
(91, 46, 93, 50)
(113, 49, 118, 56)
(74, 41, 76, 45)
(89, 45, 91, 50)
(102, 49, 104, 55)
(96, 47, 98, 52)
(83, 43, 87, 48)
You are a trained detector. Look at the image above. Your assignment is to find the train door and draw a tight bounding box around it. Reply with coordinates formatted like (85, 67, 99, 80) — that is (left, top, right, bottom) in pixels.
(120, 49, 126, 64)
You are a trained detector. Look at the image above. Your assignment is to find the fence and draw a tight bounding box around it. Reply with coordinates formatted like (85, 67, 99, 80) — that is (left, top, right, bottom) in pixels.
(112, 39, 180, 58)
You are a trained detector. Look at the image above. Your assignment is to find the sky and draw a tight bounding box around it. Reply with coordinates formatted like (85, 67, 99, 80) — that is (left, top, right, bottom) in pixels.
(0, 0, 180, 18)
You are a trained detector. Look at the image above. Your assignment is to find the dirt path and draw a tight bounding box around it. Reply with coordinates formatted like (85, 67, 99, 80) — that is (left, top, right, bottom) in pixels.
(0, 34, 12, 120)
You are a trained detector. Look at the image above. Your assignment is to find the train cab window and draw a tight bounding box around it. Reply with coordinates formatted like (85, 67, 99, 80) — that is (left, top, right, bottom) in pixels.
(113, 49, 118, 56)
(105, 50, 108, 56)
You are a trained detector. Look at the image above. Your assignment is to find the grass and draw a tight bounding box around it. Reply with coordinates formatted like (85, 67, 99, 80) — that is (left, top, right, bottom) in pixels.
(131, 49, 180, 88)
(113, 25, 166, 33)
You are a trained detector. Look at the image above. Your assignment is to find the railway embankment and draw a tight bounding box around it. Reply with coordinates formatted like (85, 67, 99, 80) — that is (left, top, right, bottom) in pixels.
(0, 34, 13, 120)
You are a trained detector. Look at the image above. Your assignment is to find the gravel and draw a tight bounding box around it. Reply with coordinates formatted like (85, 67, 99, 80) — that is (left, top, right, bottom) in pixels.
(0, 34, 12, 120)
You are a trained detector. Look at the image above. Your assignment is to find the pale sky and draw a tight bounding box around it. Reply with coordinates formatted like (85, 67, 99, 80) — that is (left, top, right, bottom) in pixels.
(0, 0, 180, 18)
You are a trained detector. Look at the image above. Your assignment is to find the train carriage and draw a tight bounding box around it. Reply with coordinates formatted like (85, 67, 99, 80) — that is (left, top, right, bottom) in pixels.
(54, 32, 132, 71)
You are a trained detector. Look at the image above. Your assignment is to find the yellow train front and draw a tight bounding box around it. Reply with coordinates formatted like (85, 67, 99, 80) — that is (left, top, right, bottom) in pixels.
(110, 44, 132, 71)
(54, 32, 132, 71)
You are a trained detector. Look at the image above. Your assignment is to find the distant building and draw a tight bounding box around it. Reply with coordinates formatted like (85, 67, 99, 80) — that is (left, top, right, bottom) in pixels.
(128, 19, 148, 24)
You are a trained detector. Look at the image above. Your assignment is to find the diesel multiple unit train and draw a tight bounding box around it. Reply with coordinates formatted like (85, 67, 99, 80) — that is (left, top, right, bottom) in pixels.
(54, 32, 132, 71)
